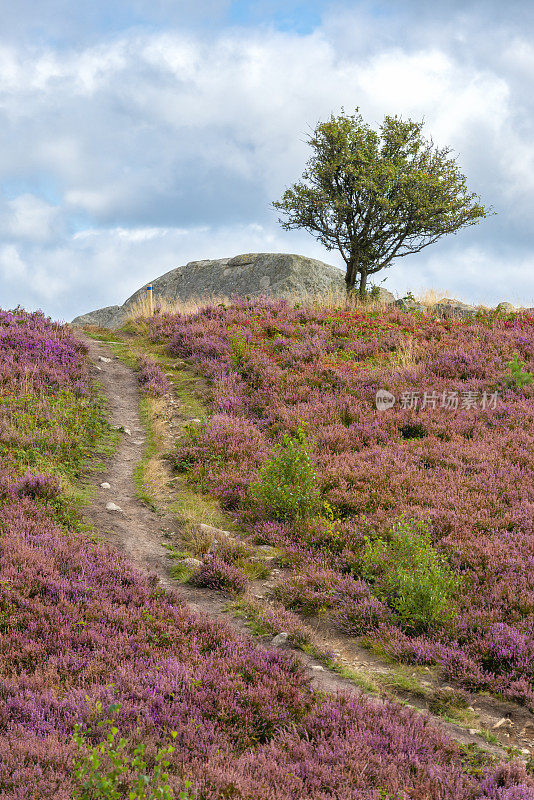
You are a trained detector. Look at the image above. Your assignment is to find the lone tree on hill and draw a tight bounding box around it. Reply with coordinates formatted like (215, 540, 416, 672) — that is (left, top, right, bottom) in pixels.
(272, 109, 490, 299)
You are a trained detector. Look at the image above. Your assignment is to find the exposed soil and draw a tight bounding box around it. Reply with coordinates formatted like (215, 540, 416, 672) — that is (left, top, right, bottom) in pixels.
(80, 332, 534, 764)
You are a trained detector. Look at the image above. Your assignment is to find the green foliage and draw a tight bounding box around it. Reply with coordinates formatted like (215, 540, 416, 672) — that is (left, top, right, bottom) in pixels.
(0, 390, 109, 476)
(357, 517, 462, 633)
(505, 351, 534, 388)
(367, 285, 381, 301)
(228, 336, 251, 373)
(428, 687, 470, 718)
(273, 108, 490, 297)
(251, 424, 320, 521)
(305, 501, 348, 552)
(169, 561, 195, 583)
(72, 702, 191, 800)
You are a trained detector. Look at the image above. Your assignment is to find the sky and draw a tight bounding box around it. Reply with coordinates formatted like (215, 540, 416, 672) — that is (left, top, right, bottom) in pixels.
(0, 0, 533, 320)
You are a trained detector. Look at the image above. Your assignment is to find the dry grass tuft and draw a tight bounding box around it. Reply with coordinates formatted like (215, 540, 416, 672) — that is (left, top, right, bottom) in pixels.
(142, 456, 171, 502)
(181, 526, 216, 558)
(389, 336, 421, 371)
(122, 284, 503, 323)
(149, 397, 167, 443)
(414, 288, 450, 308)
(296, 286, 393, 313)
(124, 293, 230, 322)
(123, 286, 399, 322)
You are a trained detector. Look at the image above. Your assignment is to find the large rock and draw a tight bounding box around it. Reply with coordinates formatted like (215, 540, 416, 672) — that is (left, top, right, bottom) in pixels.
(430, 298, 478, 320)
(372, 287, 396, 305)
(495, 302, 515, 313)
(394, 298, 425, 313)
(72, 253, 353, 328)
(71, 305, 122, 328)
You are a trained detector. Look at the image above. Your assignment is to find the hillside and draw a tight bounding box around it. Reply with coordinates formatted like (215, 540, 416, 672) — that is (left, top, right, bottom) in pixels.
(1, 303, 534, 798)
(71, 253, 352, 329)
(138, 298, 534, 707)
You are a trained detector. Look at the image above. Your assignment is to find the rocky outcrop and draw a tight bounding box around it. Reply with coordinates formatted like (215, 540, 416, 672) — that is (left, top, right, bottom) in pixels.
(394, 298, 425, 313)
(430, 298, 478, 320)
(71, 305, 122, 328)
(72, 253, 356, 328)
(495, 302, 515, 313)
(373, 287, 396, 305)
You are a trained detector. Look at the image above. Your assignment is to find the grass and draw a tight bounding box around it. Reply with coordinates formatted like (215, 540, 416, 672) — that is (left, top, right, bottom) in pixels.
(387, 335, 421, 371)
(123, 293, 229, 323)
(169, 487, 231, 531)
(169, 561, 195, 583)
(132, 396, 169, 511)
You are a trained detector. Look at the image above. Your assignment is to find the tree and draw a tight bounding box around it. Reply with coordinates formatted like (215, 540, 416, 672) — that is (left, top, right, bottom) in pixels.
(272, 109, 490, 299)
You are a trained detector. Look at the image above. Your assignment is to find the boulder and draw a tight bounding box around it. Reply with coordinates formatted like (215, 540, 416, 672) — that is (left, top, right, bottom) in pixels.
(181, 557, 203, 570)
(271, 632, 290, 647)
(431, 299, 478, 320)
(371, 287, 396, 305)
(394, 298, 425, 313)
(495, 302, 515, 313)
(71, 305, 121, 328)
(72, 253, 361, 328)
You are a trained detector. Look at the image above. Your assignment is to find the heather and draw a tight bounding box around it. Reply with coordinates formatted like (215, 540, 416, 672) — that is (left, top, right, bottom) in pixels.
(136, 355, 171, 397)
(2, 310, 530, 796)
(148, 298, 534, 705)
(188, 554, 248, 595)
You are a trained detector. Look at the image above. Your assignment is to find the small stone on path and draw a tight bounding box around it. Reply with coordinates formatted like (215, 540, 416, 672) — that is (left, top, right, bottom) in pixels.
(492, 717, 512, 730)
(106, 502, 123, 513)
(181, 557, 203, 569)
(98, 356, 111, 363)
(100, 482, 111, 489)
(271, 632, 289, 647)
(199, 522, 232, 538)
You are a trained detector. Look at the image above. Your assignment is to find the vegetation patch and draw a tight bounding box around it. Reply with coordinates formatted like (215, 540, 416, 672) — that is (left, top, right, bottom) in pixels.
(3, 307, 529, 797)
(146, 297, 534, 709)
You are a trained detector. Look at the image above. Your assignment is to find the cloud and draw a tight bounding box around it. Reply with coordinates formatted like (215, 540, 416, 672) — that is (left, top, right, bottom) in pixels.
(0, 194, 63, 242)
(0, 2, 533, 317)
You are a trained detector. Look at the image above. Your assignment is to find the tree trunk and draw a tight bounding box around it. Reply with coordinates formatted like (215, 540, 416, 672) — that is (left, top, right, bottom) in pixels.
(358, 269, 368, 300)
(345, 257, 359, 296)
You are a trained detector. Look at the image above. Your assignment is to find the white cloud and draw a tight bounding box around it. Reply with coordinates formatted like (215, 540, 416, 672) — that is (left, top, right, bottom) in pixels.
(0, 244, 27, 281)
(1, 194, 62, 242)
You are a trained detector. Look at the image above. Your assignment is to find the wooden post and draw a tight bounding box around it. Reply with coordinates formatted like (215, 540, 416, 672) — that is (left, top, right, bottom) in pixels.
(146, 285, 154, 317)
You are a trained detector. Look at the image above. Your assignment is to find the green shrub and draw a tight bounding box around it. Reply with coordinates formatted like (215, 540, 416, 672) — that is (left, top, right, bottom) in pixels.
(357, 517, 461, 633)
(505, 351, 534, 388)
(72, 702, 192, 800)
(228, 336, 251, 372)
(250, 424, 320, 521)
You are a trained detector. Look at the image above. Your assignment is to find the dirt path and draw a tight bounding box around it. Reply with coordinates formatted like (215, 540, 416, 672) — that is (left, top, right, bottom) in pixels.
(80, 333, 526, 763)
